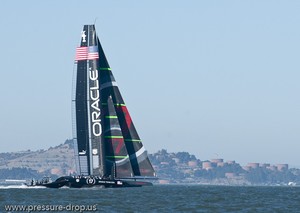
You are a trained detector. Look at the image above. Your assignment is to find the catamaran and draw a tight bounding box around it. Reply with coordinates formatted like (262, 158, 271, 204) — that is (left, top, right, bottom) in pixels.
(28, 25, 156, 188)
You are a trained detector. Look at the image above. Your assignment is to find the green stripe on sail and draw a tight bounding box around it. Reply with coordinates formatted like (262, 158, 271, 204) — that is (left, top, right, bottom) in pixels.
(104, 136, 124, 139)
(105, 116, 118, 119)
(100, 68, 111, 71)
(124, 139, 142, 142)
(106, 155, 128, 159)
(114, 103, 126, 107)
(101, 103, 126, 107)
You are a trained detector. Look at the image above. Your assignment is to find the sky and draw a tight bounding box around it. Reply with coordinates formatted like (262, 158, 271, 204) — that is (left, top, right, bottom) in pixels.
(0, 1, 300, 167)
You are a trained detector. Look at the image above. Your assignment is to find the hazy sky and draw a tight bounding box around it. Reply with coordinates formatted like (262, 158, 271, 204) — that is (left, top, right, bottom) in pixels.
(0, 1, 299, 166)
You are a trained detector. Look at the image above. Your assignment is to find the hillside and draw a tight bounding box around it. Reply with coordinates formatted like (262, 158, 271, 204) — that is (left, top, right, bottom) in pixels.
(1, 141, 300, 185)
(0, 140, 76, 179)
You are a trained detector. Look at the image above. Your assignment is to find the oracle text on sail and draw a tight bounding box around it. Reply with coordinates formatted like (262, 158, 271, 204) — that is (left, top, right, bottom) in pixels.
(89, 69, 102, 137)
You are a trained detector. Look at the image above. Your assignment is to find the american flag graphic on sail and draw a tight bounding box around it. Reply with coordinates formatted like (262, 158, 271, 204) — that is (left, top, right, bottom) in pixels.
(75, 46, 99, 61)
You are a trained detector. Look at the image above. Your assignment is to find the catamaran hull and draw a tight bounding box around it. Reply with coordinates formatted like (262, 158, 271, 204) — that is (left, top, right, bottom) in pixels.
(27, 176, 153, 188)
(63, 176, 153, 188)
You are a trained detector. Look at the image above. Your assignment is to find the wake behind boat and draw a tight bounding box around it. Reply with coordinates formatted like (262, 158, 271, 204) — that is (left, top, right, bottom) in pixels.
(27, 25, 156, 188)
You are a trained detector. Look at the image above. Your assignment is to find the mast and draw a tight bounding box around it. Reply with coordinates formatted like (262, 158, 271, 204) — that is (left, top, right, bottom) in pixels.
(73, 25, 90, 175)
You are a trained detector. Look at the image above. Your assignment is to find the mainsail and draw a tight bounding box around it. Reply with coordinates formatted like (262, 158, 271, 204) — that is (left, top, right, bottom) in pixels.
(72, 25, 155, 179)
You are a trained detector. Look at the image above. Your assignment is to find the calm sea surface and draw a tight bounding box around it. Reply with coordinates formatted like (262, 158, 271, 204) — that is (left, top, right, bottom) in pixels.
(1, 184, 300, 212)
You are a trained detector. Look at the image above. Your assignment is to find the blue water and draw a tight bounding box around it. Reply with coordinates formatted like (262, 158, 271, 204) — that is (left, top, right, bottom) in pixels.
(1, 184, 300, 212)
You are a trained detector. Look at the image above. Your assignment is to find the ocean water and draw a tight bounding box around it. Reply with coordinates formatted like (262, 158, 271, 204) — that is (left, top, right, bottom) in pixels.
(1, 184, 300, 212)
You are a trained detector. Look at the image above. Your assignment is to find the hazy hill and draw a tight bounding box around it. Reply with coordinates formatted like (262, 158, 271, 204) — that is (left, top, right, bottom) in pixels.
(1, 141, 300, 185)
(0, 140, 76, 179)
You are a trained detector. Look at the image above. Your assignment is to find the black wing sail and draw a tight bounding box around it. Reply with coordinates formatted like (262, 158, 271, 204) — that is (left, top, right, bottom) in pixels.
(73, 25, 103, 176)
(97, 38, 156, 178)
